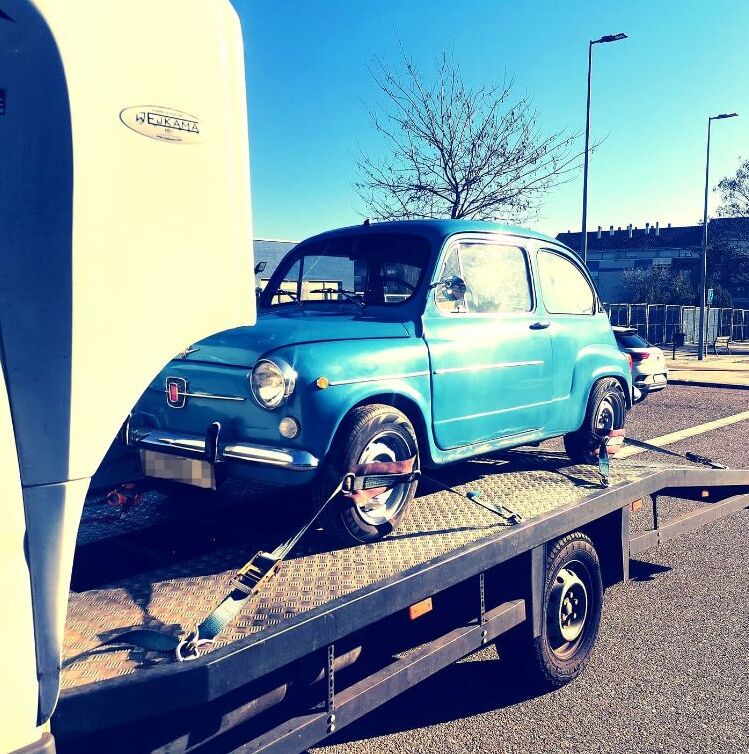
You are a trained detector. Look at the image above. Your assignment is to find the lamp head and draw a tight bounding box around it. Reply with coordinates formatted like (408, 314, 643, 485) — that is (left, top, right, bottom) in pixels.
(595, 32, 628, 44)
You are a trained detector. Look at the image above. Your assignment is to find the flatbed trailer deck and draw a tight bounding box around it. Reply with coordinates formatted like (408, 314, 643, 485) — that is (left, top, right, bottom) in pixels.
(53, 448, 749, 753)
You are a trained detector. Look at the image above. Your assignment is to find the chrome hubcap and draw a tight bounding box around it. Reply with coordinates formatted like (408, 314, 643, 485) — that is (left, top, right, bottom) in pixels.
(595, 398, 616, 432)
(355, 430, 411, 526)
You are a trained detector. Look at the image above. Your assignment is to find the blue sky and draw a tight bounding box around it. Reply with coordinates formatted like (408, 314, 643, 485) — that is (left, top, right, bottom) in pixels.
(232, 0, 749, 242)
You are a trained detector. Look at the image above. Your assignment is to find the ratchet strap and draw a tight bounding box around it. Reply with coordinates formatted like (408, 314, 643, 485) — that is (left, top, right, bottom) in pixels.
(105, 449, 531, 661)
(105, 457, 418, 661)
(623, 437, 727, 469)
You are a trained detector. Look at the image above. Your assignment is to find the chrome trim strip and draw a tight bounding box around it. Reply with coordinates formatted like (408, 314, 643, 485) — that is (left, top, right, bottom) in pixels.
(433, 360, 543, 375)
(223, 444, 318, 469)
(133, 430, 318, 471)
(436, 395, 566, 425)
(164, 389, 245, 402)
(328, 370, 429, 387)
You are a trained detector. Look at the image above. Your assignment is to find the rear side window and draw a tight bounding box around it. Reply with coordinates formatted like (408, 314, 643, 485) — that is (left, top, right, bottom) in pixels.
(538, 250, 595, 315)
(615, 331, 651, 348)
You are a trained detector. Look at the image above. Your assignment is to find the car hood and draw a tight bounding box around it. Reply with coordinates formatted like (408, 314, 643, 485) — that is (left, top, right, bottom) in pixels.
(179, 310, 411, 367)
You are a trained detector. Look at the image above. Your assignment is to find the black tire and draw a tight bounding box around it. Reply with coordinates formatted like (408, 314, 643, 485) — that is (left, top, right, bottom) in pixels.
(497, 532, 603, 690)
(317, 404, 419, 546)
(564, 378, 627, 465)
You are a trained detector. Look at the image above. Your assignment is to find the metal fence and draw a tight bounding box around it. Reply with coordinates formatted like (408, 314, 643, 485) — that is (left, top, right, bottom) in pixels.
(603, 303, 749, 345)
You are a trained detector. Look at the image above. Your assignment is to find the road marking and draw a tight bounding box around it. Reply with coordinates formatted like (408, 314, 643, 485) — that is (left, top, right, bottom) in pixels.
(618, 410, 749, 458)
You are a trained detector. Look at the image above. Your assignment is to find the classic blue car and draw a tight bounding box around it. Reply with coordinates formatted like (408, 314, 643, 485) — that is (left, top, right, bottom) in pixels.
(130, 220, 631, 544)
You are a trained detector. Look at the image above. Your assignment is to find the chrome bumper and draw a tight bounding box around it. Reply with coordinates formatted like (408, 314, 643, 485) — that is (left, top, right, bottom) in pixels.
(130, 428, 319, 471)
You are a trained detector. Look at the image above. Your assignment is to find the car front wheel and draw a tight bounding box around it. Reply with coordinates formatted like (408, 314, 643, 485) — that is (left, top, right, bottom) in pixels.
(318, 404, 419, 546)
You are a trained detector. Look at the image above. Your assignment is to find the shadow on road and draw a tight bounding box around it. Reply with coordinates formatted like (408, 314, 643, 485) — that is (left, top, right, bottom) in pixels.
(320, 654, 549, 747)
(628, 558, 672, 581)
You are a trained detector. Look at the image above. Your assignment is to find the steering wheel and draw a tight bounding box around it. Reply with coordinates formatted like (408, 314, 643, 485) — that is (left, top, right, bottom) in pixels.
(382, 276, 416, 292)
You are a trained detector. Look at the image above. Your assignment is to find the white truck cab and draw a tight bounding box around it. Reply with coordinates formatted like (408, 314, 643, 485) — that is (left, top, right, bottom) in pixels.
(0, 2, 254, 751)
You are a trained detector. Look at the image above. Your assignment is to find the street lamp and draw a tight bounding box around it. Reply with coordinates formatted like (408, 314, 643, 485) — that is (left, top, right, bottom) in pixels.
(697, 112, 739, 361)
(580, 32, 627, 265)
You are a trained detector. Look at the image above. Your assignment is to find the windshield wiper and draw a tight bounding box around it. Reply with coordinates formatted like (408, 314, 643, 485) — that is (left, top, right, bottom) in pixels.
(308, 288, 365, 307)
(274, 290, 303, 308)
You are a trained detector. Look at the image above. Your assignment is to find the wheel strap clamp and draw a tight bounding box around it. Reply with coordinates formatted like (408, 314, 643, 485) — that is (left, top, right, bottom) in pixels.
(419, 471, 524, 525)
(106, 456, 418, 661)
(597, 428, 626, 487)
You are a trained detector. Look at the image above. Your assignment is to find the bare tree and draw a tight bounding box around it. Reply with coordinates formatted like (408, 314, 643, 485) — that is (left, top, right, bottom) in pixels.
(715, 157, 749, 217)
(355, 52, 584, 223)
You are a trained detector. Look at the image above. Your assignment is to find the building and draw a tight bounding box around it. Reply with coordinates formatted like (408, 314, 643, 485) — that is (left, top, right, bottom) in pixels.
(556, 222, 702, 303)
(253, 238, 298, 280)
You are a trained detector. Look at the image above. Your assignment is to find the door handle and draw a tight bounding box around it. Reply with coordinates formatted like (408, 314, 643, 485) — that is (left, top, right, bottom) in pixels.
(529, 320, 550, 330)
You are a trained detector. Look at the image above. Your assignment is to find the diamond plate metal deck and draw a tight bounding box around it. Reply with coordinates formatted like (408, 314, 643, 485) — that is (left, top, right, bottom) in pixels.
(62, 450, 654, 692)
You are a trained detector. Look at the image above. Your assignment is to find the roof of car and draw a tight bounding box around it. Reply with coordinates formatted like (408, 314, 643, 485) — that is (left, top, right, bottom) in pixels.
(302, 219, 566, 250)
(611, 326, 637, 333)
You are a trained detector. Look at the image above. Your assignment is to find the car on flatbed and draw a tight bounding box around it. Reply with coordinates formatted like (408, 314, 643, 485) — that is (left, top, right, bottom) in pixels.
(130, 220, 632, 544)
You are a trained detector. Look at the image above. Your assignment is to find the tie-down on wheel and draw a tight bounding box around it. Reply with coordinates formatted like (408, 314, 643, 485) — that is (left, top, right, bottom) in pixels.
(317, 404, 420, 546)
(564, 378, 627, 465)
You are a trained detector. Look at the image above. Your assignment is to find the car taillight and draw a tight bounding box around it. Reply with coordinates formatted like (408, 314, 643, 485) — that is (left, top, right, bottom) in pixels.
(631, 352, 650, 361)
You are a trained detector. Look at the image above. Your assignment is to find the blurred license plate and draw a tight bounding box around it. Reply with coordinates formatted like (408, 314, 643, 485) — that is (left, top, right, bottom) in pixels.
(140, 450, 216, 489)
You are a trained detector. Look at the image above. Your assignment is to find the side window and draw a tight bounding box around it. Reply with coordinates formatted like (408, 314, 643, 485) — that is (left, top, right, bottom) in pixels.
(538, 250, 595, 315)
(435, 243, 533, 314)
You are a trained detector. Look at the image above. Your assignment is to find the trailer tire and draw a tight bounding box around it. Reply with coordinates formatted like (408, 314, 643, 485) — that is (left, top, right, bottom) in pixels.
(317, 404, 419, 546)
(497, 532, 603, 690)
(564, 378, 626, 465)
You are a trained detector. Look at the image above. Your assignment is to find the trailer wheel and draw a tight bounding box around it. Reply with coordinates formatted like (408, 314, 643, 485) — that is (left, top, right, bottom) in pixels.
(318, 404, 419, 546)
(498, 532, 603, 690)
(563, 378, 626, 465)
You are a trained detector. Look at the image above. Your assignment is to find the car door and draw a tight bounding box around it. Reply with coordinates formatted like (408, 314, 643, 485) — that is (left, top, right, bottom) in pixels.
(422, 236, 554, 450)
(536, 247, 613, 428)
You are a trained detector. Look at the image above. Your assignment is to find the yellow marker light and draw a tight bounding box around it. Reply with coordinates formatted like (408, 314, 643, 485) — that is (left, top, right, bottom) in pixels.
(315, 376, 330, 389)
(408, 597, 433, 620)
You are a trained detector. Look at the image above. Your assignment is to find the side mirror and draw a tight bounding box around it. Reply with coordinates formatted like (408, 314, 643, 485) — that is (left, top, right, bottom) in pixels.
(254, 261, 267, 275)
(442, 275, 467, 300)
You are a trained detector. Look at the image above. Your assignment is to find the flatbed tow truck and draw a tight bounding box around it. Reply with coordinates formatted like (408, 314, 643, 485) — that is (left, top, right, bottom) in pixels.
(2, 4, 748, 754)
(52, 449, 749, 754)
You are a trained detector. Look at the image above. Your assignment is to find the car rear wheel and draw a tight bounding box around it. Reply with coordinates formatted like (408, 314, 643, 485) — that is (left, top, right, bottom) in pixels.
(318, 404, 419, 546)
(563, 378, 626, 465)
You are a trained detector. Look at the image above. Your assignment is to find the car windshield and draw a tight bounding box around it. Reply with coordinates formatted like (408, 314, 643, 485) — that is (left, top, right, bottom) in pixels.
(259, 232, 429, 308)
(615, 330, 651, 348)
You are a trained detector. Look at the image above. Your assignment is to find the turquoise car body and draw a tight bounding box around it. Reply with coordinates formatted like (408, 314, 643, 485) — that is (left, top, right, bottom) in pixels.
(130, 220, 631, 488)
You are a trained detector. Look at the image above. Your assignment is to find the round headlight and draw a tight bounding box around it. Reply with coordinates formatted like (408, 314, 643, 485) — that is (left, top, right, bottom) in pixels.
(250, 358, 296, 409)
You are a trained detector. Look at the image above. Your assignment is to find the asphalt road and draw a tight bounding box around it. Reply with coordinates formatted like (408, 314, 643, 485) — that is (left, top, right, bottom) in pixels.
(313, 384, 749, 754)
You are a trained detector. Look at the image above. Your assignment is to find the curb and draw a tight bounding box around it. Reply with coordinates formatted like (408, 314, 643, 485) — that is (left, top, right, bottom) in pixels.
(668, 379, 749, 391)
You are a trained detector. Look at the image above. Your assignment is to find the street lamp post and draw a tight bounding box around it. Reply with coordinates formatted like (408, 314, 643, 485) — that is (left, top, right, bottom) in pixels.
(581, 33, 627, 265)
(697, 112, 738, 361)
